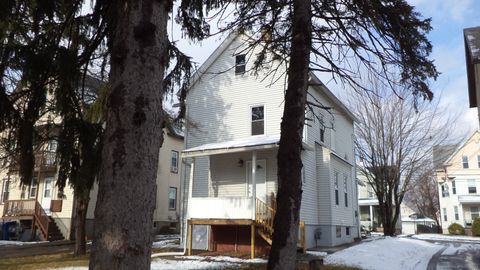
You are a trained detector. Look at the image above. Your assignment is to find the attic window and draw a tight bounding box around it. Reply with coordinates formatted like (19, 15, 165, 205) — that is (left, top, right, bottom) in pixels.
(235, 54, 246, 74)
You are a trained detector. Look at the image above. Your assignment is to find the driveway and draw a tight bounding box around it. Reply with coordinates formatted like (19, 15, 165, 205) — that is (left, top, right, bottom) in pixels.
(427, 241, 480, 270)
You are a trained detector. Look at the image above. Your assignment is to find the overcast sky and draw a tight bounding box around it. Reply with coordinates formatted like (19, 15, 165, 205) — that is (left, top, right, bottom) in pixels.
(168, 1, 480, 137)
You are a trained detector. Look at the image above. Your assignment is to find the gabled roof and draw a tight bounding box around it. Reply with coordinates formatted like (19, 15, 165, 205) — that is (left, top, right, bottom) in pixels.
(188, 31, 356, 123)
(432, 144, 459, 170)
(442, 130, 480, 166)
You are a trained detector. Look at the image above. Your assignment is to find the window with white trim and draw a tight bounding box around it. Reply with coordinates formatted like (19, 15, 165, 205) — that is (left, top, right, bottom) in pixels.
(343, 174, 348, 207)
(334, 172, 339, 205)
(443, 208, 447, 222)
(29, 178, 38, 198)
(462, 155, 469, 169)
(452, 180, 456, 195)
(251, 106, 265, 135)
(471, 206, 479, 221)
(235, 54, 246, 74)
(454, 206, 459, 220)
(468, 179, 477, 194)
(1, 178, 10, 203)
(478, 155, 480, 168)
(168, 187, 177, 210)
(171, 151, 179, 174)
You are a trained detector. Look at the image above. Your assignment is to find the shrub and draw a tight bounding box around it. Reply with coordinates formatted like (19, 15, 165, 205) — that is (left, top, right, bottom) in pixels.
(448, 223, 465, 235)
(472, 218, 480, 236)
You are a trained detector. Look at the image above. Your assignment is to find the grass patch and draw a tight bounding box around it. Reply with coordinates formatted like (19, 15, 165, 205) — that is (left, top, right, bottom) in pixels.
(0, 253, 89, 270)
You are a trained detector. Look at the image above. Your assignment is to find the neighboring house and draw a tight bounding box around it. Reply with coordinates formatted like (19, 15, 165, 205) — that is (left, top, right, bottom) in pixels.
(357, 171, 402, 233)
(181, 32, 359, 258)
(464, 26, 480, 126)
(85, 124, 184, 238)
(435, 130, 480, 234)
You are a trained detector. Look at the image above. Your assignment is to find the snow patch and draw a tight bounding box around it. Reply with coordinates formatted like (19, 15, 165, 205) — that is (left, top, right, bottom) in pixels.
(412, 234, 480, 243)
(325, 237, 442, 270)
(306, 251, 328, 257)
(0, 240, 44, 246)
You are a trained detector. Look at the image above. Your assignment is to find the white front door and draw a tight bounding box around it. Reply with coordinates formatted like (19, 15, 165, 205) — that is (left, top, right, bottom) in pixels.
(41, 177, 54, 215)
(247, 160, 267, 202)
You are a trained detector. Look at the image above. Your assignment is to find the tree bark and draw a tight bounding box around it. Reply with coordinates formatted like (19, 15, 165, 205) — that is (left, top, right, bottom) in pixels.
(89, 0, 170, 269)
(267, 0, 311, 269)
(74, 191, 89, 255)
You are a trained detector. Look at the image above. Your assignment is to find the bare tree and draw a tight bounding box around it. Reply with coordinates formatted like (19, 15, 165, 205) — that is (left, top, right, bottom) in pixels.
(405, 166, 441, 231)
(353, 81, 454, 236)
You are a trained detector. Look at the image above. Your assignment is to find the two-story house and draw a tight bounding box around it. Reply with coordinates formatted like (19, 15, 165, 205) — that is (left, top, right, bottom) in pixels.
(181, 32, 359, 258)
(435, 130, 480, 234)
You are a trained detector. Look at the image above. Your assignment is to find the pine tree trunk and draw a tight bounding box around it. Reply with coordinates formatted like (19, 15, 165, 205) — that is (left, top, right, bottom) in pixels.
(89, 0, 170, 269)
(74, 192, 88, 256)
(267, 0, 311, 269)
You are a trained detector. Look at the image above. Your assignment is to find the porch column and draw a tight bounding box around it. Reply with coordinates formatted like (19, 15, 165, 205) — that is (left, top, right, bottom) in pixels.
(188, 158, 195, 213)
(252, 151, 257, 220)
(369, 205, 374, 228)
(186, 158, 195, 255)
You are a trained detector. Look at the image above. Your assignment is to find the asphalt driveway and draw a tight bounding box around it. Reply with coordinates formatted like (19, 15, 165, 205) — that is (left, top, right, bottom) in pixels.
(427, 241, 480, 270)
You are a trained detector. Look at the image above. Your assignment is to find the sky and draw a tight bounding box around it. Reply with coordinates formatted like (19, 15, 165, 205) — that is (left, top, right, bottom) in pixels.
(169, 0, 480, 139)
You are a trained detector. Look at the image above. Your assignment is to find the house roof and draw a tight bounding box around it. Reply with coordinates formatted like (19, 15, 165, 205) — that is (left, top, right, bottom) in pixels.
(432, 144, 459, 170)
(187, 31, 356, 123)
(182, 135, 280, 158)
(442, 130, 479, 166)
(464, 26, 480, 108)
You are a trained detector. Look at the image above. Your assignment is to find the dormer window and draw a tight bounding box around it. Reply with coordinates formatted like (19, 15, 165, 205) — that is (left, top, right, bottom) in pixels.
(251, 106, 264, 135)
(235, 54, 246, 74)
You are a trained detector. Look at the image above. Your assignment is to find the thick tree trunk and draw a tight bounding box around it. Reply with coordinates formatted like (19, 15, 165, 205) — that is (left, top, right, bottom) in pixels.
(74, 192, 89, 256)
(89, 0, 170, 269)
(267, 1, 311, 269)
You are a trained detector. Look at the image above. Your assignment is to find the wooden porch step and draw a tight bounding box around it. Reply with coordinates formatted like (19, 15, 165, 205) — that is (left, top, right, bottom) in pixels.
(47, 217, 64, 242)
(257, 229, 272, 245)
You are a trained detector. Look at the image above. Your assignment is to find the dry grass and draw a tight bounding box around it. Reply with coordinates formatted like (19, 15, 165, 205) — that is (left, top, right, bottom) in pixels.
(0, 253, 89, 270)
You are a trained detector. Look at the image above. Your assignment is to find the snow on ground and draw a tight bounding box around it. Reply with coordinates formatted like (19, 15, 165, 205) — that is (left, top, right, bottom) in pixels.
(306, 250, 328, 257)
(46, 255, 266, 270)
(412, 233, 480, 243)
(152, 235, 181, 249)
(0, 240, 44, 246)
(325, 237, 443, 270)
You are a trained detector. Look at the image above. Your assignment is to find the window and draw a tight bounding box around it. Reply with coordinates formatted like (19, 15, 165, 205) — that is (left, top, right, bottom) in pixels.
(462, 155, 469, 169)
(334, 172, 339, 205)
(29, 178, 38, 198)
(336, 226, 341, 238)
(471, 206, 479, 221)
(235, 54, 246, 74)
(454, 206, 459, 221)
(367, 186, 374, 198)
(478, 155, 480, 168)
(468, 180, 477, 194)
(441, 184, 449, 197)
(452, 180, 456, 195)
(344, 175, 348, 207)
(443, 208, 447, 222)
(1, 179, 10, 203)
(168, 187, 177, 210)
(171, 151, 179, 173)
(319, 115, 325, 143)
(346, 227, 350, 236)
(251, 106, 265, 135)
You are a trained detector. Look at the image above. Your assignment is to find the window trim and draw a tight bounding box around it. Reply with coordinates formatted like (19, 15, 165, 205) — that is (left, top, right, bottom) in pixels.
(462, 155, 469, 169)
(454, 206, 459, 221)
(343, 174, 348, 207)
(171, 151, 179, 174)
(334, 172, 339, 206)
(443, 208, 447, 222)
(168, 187, 177, 210)
(1, 178, 10, 204)
(452, 180, 456, 195)
(468, 179, 477, 194)
(235, 54, 246, 75)
(29, 178, 38, 198)
(250, 104, 265, 136)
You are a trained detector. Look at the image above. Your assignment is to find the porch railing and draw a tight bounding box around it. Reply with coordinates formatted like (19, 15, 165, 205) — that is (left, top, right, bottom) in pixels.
(34, 201, 49, 238)
(3, 199, 36, 216)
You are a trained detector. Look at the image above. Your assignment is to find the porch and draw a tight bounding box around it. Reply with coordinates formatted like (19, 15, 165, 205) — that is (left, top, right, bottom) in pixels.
(459, 198, 480, 227)
(182, 135, 306, 258)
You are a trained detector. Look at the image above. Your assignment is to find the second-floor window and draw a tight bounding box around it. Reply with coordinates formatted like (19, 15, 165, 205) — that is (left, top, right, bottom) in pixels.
(441, 184, 449, 197)
(468, 180, 477, 194)
(171, 151, 179, 174)
(462, 155, 469, 169)
(334, 172, 339, 205)
(29, 178, 38, 198)
(344, 175, 348, 207)
(235, 54, 246, 74)
(251, 106, 265, 135)
(1, 178, 9, 203)
(452, 180, 456, 195)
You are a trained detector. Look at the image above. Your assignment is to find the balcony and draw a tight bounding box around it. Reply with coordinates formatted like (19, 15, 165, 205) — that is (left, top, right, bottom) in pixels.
(188, 197, 253, 220)
(34, 151, 56, 172)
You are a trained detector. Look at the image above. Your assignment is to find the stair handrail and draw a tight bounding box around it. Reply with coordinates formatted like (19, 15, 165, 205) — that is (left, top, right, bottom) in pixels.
(34, 201, 50, 239)
(255, 198, 276, 234)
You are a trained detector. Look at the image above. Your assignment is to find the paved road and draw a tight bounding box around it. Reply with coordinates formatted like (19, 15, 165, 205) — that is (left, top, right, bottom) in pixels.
(427, 241, 480, 270)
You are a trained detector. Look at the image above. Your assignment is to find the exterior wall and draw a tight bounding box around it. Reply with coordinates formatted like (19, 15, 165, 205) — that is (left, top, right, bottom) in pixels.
(184, 33, 358, 248)
(437, 131, 480, 233)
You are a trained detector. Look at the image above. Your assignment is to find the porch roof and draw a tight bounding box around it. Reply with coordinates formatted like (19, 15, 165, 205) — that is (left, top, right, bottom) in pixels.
(182, 135, 280, 158)
(458, 195, 480, 204)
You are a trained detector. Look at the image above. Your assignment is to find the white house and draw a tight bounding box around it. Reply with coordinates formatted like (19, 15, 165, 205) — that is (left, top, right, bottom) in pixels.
(436, 130, 480, 234)
(181, 32, 359, 258)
